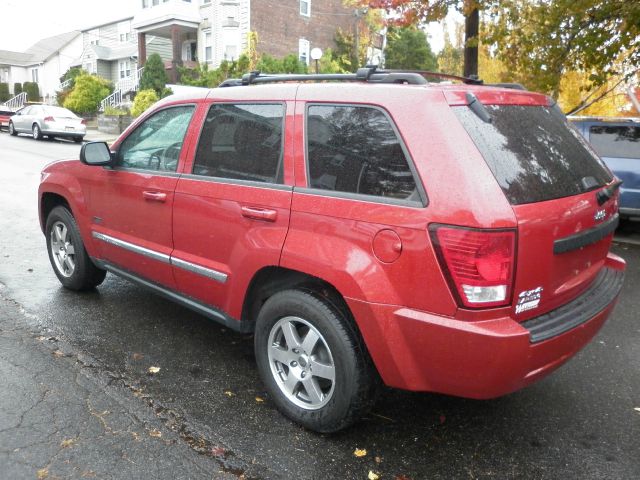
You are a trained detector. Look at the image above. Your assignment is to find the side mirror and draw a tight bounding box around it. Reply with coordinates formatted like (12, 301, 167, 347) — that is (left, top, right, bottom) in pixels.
(80, 141, 113, 166)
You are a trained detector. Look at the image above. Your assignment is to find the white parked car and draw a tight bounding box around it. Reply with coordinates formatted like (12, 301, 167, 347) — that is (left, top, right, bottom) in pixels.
(8, 105, 86, 142)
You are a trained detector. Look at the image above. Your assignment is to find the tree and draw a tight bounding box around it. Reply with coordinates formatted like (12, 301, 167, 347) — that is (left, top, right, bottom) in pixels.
(384, 27, 437, 70)
(131, 89, 159, 117)
(63, 74, 112, 115)
(23, 82, 41, 102)
(364, 0, 484, 77)
(139, 53, 168, 96)
(486, 0, 640, 99)
(14, 83, 22, 95)
(437, 23, 464, 76)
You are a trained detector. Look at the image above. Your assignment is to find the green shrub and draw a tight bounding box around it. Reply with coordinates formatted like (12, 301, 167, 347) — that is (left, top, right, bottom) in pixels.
(63, 73, 112, 115)
(139, 54, 168, 96)
(0, 83, 9, 102)
(104, 106, 129, 116)
(131, 89, 158, 117)
(13, 83, 22, 95)
(59, 67, 84, 88)
(23, 82, 41, 102)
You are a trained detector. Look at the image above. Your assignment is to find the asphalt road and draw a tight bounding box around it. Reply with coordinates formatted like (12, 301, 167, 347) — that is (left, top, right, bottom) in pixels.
(1, 132, 639, 479)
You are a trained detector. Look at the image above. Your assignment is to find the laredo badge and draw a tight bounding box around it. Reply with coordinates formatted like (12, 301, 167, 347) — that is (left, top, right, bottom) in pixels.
(515, 287, 543, 314)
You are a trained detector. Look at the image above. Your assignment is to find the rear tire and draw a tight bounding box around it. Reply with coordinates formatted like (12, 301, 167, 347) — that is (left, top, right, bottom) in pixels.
(8, 121, 16, 136)
(254, 289, 378, 433)
(32, 123, 42, 140)
(73, 136, 83, 143)
(45, 206, 106, 290)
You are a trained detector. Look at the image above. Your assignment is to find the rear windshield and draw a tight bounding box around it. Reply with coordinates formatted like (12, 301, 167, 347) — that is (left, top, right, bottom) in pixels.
(454, 105, 612, 205)
(589, 125, 640, 159)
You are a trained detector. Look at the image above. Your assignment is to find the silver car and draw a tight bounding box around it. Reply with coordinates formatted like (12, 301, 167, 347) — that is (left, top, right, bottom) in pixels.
(8, 105, 86, 142)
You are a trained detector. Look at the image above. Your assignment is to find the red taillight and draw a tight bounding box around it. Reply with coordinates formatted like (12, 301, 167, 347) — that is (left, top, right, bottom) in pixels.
(43, 116, 54, 122)
(430, 225, 516, 308)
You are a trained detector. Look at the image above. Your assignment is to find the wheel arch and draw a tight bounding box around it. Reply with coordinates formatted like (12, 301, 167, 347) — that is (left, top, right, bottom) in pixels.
(242, 267, 356, 334)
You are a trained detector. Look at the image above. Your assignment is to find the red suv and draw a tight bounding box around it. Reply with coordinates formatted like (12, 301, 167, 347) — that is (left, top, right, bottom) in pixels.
(38, 68, 625, 432)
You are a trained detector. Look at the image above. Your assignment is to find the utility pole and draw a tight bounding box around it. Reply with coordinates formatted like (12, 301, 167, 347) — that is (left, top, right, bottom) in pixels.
(353, 8, 367, 69)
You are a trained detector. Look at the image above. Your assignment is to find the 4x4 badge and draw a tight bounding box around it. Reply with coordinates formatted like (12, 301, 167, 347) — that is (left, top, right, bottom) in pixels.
(515, 287, 543, 314)
(594, 209, 606, 222)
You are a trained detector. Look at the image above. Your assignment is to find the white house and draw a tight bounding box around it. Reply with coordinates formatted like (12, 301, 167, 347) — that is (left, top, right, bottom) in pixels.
(0, 31, 83, 103)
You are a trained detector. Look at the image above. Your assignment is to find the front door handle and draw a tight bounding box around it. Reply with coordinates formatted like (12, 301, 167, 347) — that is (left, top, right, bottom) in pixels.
(143, 191, 167, 202)
(241, 206, 277, 222)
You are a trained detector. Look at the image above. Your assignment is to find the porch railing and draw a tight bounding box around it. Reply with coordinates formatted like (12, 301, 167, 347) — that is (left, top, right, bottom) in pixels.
(1, 92, 28, 110)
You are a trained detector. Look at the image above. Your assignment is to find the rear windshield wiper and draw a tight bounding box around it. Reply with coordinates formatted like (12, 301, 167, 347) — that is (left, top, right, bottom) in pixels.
(596, 179, 623, 206)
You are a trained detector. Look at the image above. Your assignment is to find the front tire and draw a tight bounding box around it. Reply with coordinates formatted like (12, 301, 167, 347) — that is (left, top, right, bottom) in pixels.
(45, 206, 106, 290)
(8, 121, 16, 136)
(32, 123, 42, 140)
(254, 289, 378, 433)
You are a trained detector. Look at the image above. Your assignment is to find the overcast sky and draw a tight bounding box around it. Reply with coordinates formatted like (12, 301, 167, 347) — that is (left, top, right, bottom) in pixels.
(0, 0, 459, 53)
(0, 0, 138, 51)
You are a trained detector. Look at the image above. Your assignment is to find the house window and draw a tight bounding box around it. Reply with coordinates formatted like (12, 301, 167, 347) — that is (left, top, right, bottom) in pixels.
(300, 0, 310, 17)
(118, 21, 131, 43)
(31, 68, 39, 83)
(119, 60, 131, 79)
(202, 0, 211, 4)
(224, 45, 238, 60)
(142, 0, 148, 7)
(205, 32, 212, 62)
(299, 39, 310, 65)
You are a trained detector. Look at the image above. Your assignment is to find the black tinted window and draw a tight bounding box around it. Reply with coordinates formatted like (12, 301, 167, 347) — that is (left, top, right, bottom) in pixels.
(306, 105, 418, 202)
(117, 106, 194, 172)
(454, 105, 612, 205)
(589, 125, 640, 159)
(193, 103, 284, 183)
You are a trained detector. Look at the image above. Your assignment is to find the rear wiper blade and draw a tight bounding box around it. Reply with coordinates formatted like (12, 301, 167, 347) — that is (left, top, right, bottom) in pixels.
(596, 179, 623, 206)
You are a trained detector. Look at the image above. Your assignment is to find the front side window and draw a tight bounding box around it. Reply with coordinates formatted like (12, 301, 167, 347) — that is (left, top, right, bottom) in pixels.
(589, 125, 640, 159)
(306, 105, 419, 202)
(119, 60, 131, 79)
(193, 103, 285, 184)
(116, 106, 195, 172)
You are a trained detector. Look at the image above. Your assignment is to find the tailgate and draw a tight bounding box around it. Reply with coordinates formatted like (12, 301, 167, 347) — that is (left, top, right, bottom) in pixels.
(452, 98, 617, 320)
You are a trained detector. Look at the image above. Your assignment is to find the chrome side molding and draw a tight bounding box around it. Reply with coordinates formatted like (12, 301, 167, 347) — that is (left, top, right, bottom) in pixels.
(92, 231, 228, 284)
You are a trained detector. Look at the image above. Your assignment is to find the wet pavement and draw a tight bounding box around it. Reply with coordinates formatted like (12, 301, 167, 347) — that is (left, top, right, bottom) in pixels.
(1, 132, 639, 479)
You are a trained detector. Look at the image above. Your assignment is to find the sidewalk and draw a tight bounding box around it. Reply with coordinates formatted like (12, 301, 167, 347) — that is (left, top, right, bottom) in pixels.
(0, 294, 238, 480)
(83, 128, 119, 144)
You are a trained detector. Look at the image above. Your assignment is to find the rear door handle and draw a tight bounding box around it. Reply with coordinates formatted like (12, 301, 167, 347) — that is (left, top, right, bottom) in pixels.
(241, 206, 277, 222)
(143, 191, 167, 202)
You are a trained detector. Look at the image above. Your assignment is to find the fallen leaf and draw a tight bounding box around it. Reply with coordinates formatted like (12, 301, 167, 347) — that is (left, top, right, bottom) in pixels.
(395, 475, 411, 480)
(634, 407, 640, 413)
(375, 456, 382, 464)
(36, 336, 46, 342)
(52, 350, 65, 358)
(149, 429, 162, 438)
(439, 414, 446, 425)
(148, 366, 160, 374)
(60, 438, 75, 448)
(211, 446, 226, 456)
(353, 448, 367, 457)
(368, 471, 380, 480)
(224, 390, 235, 397)
(132, 353, 144, 361)
(255, 396, 265, 403)
(36, 468, 49, 479)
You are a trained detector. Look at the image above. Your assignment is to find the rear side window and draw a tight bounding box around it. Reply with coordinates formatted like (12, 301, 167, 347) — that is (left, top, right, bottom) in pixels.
(454, 105, 612, 205)
(306, 105, 420, 203)
(193, 103, 284, 184)
(589, 125, 640, 159)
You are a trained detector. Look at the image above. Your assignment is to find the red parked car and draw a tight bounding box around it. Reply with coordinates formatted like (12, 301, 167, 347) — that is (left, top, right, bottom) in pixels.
(38, 68, 625, 432)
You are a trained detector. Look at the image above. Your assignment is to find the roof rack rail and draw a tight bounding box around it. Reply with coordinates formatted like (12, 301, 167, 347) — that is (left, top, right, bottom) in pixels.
(376, 68, 484, 85)
(218, 65, 429, 87)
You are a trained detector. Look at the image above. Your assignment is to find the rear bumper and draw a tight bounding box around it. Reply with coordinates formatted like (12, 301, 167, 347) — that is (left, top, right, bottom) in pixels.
(348, 253, 625, 398)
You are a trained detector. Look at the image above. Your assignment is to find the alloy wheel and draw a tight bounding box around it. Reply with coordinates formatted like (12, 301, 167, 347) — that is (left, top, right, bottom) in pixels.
(50, 221, 76, 277)
(267, 316, 336, 410)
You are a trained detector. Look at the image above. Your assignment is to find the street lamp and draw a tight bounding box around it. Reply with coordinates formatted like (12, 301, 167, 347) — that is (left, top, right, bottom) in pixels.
(311, 47, 323, 74)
